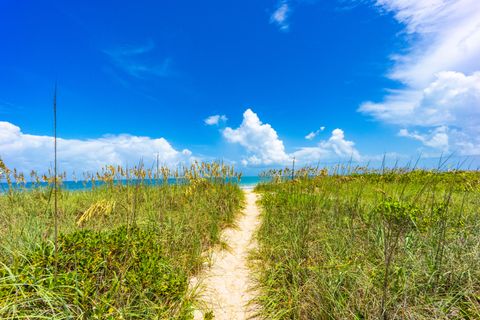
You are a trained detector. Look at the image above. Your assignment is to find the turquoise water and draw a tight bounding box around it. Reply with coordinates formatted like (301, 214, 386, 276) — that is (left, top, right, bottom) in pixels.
(237, 176, 263, 189)
(0, 176, 265, 192)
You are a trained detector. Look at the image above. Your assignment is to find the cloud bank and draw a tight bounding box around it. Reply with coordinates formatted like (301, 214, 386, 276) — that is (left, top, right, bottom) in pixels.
(0, 121, 193, 175)
(359, 0, 480, 154)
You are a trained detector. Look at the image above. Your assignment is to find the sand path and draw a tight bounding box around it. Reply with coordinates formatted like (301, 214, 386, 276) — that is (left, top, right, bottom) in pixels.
(192, 189, 260, 320)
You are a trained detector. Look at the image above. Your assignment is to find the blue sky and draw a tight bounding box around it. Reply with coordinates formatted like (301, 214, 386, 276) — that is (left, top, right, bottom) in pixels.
(1, 0, 479, 174)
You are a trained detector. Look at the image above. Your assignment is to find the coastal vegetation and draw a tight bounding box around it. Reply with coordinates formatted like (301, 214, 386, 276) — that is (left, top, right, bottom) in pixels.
(0, 160, 243, 319)
(254, 166, 480, 319)
(2, 157, 480, 319)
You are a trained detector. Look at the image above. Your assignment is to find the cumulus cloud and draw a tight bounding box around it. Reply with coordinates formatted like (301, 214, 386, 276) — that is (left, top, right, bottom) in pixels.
(321, 128, 361, 160)
(0, 121, 193, 175)
(223, 109, 360, 165)
(294, 128, 361, 162)
(223, 109, 290, 165)
(270, 1, 291, 31)
(204, 114, 228, 126)
(305, 126, 325, 140)
(359, 0, 480, 154)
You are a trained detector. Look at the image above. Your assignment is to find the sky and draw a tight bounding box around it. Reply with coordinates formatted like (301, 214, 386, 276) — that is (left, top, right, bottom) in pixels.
(0, 0, 479, 175)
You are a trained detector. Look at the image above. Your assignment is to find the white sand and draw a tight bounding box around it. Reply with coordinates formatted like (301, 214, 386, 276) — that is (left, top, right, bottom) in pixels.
(191, 190, 260, 320)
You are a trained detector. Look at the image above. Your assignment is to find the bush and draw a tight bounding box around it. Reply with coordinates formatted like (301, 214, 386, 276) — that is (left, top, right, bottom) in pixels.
(1, 225, 190, 319)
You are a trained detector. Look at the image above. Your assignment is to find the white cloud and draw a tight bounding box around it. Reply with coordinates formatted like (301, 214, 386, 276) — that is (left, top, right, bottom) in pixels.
(223, 109, 290, 165)
(223, 109, 360, 165)
(305, 132, 316, 140)
(375, 0, 480, 87)
(270, 1, 291, 31)
(204, 114, 228, 126)
(321, 128, 361, 160)
(305, 126, 325, 140)
(359, 0, 480, 154)
(398, 126, 449, 151)
(295, 128, 361, 162)
(360, 71, 480, 127)
(0, 121, 193, 175)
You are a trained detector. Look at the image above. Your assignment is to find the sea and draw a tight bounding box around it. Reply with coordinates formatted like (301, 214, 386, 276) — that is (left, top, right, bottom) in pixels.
(0, 176, 266, 192)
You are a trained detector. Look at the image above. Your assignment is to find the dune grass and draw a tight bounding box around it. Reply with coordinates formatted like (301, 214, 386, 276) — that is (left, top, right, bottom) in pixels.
(254, 167, 480, 319)
(0, 162, 243, 319)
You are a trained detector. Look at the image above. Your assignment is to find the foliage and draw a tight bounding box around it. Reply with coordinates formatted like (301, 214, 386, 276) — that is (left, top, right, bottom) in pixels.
(1, 226, 188, 319)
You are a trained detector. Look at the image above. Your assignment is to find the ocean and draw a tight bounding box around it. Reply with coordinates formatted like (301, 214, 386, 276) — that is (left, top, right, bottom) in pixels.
(0, 176, 266, 192)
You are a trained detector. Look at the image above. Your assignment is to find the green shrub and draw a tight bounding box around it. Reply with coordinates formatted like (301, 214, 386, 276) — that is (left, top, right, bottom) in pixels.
(1, 226, 190, 319)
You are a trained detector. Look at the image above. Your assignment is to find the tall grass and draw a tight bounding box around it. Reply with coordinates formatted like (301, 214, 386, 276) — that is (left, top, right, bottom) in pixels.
(0, 161, 243, 319)
(254, 167, 480, 319)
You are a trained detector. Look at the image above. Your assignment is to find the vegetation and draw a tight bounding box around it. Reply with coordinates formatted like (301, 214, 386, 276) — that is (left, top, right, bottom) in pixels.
(254, 166, 480, 319)
(0, 160, 243, 319)
(3, 157, 480, 319)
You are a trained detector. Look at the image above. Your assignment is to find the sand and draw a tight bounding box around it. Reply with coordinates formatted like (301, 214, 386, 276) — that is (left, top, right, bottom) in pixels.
(191, 190, 260, 320)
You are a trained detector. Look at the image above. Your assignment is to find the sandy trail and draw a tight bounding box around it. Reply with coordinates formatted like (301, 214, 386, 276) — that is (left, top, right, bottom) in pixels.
(192, 189, 260, 320)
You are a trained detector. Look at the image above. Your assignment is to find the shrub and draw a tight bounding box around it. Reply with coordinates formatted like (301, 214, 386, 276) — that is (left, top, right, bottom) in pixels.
(0, 225, 190, 319)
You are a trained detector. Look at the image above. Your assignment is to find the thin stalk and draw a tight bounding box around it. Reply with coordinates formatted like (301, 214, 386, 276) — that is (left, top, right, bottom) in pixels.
(53, 82, 58, 279)
(291, 157, 295, 181)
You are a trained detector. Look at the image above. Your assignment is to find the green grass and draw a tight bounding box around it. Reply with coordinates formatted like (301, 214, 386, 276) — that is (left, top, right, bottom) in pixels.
(253, 169, 480, 319)
(0, 163, 244, 319)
